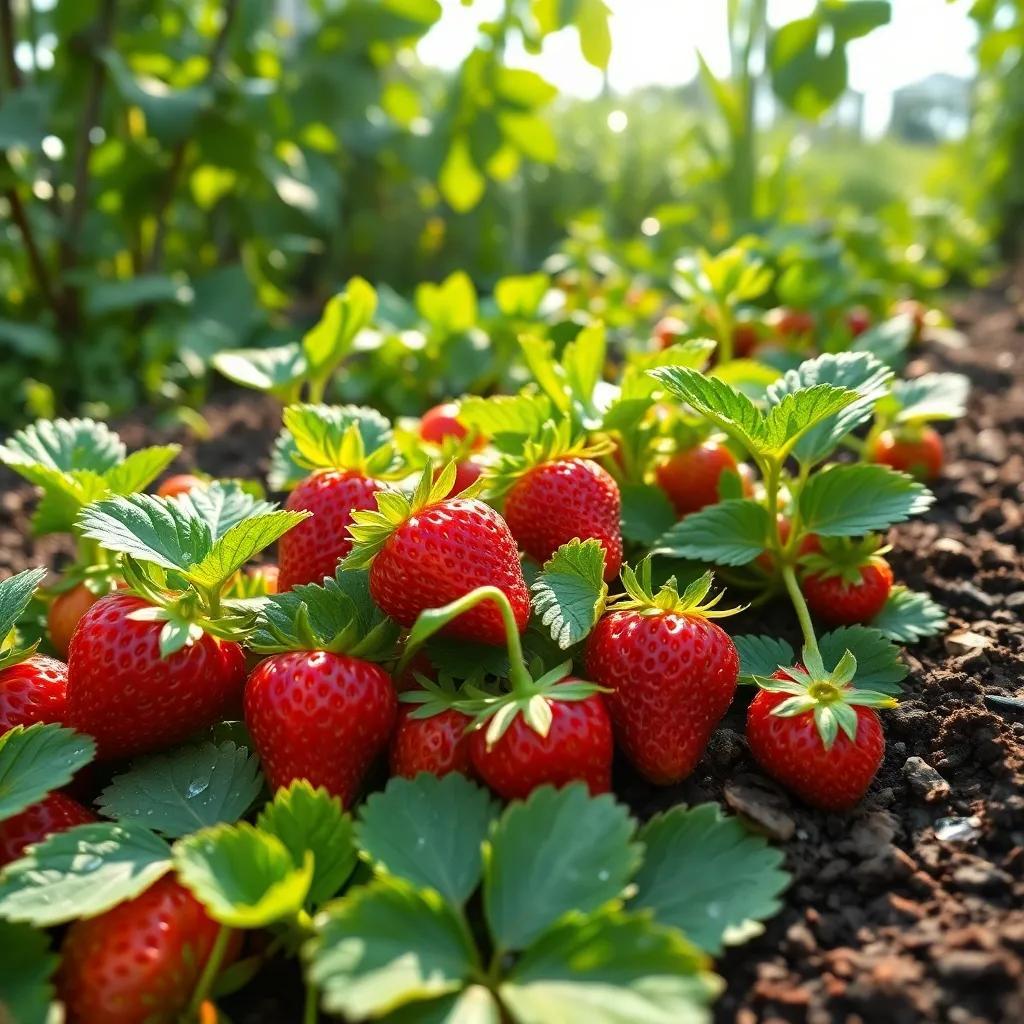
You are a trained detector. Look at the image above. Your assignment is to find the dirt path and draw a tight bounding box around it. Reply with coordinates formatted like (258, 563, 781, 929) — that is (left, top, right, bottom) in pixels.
(0, 286, 1021, 1023)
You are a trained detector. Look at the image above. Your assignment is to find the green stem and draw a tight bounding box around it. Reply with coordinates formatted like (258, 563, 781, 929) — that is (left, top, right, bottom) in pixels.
(717, 300, 735, 363)
(303, 980, 318, 1024)
(782, 565, 820, 663)
(781, 462, 811, 559)
(186, 923, 233, 1018)
(306, 373, 327, 405)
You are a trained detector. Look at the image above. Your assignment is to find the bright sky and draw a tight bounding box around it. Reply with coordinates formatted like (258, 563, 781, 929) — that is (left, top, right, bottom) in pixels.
(419, 0, 978, 136)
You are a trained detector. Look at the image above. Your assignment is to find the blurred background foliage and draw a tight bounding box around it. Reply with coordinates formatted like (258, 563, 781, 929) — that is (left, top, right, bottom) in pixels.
(0, 0, 1017, 428)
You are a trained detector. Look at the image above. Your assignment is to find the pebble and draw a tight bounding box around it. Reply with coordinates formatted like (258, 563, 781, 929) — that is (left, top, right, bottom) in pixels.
(723, 782, 796, 842)
(903, 757, 952, 801)
(944, 630, 994, 656)
(951, 862, 1013, 892)
(934, 950, 1003, 981)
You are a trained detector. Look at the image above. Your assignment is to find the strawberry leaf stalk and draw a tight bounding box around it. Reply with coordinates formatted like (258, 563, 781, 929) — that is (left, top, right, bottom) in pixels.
(485, 419, 623, 582)
(67, 492, 308, 758)
(397, 585, 613, 800)
(586, 560, 742, 784)
(245, 571, 399, 804)
(344, 461, 529, 646)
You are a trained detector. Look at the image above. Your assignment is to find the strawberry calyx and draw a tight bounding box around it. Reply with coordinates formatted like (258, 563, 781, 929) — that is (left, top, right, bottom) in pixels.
(799, 534, 891, 586)
(399, 672, 475, 720)
(282, 403, 405, 479)
(753, 645, 897, 751)
(344, 461, 484, 570)
(483, 417, 614, 500)
(607, 557, 744, 619)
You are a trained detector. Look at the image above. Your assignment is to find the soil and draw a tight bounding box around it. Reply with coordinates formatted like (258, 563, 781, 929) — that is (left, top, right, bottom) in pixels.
(1, 285, 1021, 1023)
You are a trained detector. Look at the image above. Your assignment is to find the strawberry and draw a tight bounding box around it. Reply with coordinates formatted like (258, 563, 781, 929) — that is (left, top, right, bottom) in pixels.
(655, 441, 739, 517)
(503, 457, 622, 582)
(870, 426, 943, 482)
(746, 649, 895, 810)
(345, 463, 529, 646)
(156, 473, 204, 498)
(468, 682, 612, 799)
(0, 792, 96, 865)
(733, 317, 760, 358)
(420, 402, 485, 451)
(48, 583, 101, 659)
(278, 470, 386, 590)
(390, 676, 473, 779)
(767, 307, 815, 341)
(800, 535, 893, 626)
(585, 563, 740, 784)
(0, 654, 69, 731)
(244, 573, 398, 803)
(845, 306, 872, 338)
(654, 315, 688, 350)
(67, 593, 248, 758)
(57, 876, 232, 1024)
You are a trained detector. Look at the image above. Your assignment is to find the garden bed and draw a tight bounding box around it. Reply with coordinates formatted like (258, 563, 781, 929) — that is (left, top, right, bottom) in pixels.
(2, 281, 1021, 1023)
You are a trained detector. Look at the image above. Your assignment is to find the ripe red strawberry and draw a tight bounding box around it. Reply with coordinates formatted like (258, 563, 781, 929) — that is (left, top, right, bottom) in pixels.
(434, 458, 483, 500)
(654, 315, 687, 350)
(420, 402, 485, 451)
(655, 441, 739, 517)
(57, 876, 232, 1024)
(67, 593, 247, 759)
(585, 564, 740, 783)
(469, 682, 612, 799)
(245, 650, 396, 804)
(503, 457, 622, 582)
(0, 654, 69, 731)
(870, 427, 943, 482)
(845, 306, 872, 337)
(346, 463, 529, 646)
(800, 536, 893, 626)
(768, 307, 815, 340)
(391, 704, 473, 779)
(0, 792, 96, 865)
(278, 470, 387, 590)
(746, 654, 895, 810)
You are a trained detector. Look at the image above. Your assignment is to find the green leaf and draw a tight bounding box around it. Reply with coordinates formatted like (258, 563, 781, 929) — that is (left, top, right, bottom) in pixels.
(0, 822, 172, 926)
(416, 272, 478, 335)
(760, 384, 859, 455)
(888, 372, 969, 424)
(798, 464, 933, 536)
(102, 445, 181, 495)
(380, 986, 501, 1024)
(0, 417, 124, 478)
(484, 784, 641, 952)
(174, 481, 276, 539)
(0, 87, 46, 149)
(358, 774, 497, 907)
(459, 393, 553, 440)
(0, 724, 95, 823)
(77, 494, 213, 574)
(631, 803, 789, 954)
(575, 0, 613, 69)
(770, 15, 848, 120)
(0, 567, 46, 645)
(184, 510, 309, 590)
(303, 278, 378, 376)
(212, 343, 307, 395)
(766, 353, 892, 464)
(174, 822, 314, 928)
(282, 403, 394, 472)
(531, 540, 608, 649)
(734, 635, 795, 683)
(500, 909, 717, 1024)
(868, 586, 947, 642)
(494, 274, 549, 318)
(256, 781, 357, 907)
(619, 484, 678, 546)
(652, 499, 769, 566)
(96, 741, 263, 839)
(0, 920, 58, 1024)
(84, 274, 191, 317)
(561, 322, 606, 413)
(818, 626, 907, 694)
(439, 136, 486, 214)
(310, 880, 478, 1019)
(851, 315, 913, 367)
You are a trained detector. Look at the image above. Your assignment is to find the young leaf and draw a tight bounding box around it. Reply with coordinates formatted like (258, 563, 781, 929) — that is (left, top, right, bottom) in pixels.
(760, 383, 859, 455)
(734, 635, 796, 684)
(357, 774, 498, 907)
(631, 804, 789, 954)
(869, 586, 947, 642)
(798, 463, 933, 536)
(96, 740, 263, 839)
(303, 278, 377, 377)
(183, 510, 309, 590)
(619, 483, 679, 547)
(102, 445, 181, 495)
(0, 723, 95, 822)
(766, 352, 892, 464)
(77, 494, 213, 573)
(0, 920, 58, 1024)
(174, 480, 276, 539)
(652, 499, 769, 566)
(500, 909, 717, 1024)
(212, 343, 307, 395)
(309, 880, 478, 1020)
(0, 417, 125, 478)
(256, 781, 357, 907)
(851, 314, 913, 367)
(174, 822, 314, 928)
(282, 404, 394, 473)
(889, 372, 969, 424)
(484, 784, 641, 952)
(459, 393, 553, 442)
(530, 540, 608, 650)
(0, 822, 172, 926)
(818, 626, 907, 694)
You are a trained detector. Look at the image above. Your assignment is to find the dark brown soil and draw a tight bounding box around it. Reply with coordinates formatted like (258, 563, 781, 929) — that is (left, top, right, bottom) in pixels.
(1, 286, 1021, 1023)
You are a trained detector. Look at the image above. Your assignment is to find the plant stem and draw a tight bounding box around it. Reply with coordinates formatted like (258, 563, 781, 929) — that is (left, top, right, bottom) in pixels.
(303, 980, 318, 1024)
(782, 565, 820, 664)
(186, 923, 233, 1018)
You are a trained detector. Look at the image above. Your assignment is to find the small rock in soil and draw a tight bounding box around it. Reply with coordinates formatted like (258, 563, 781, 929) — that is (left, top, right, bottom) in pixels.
(723, 781, 796, 841)
(944, 630, 994, 656)
(903, 756, 952, 801)
(951, 861, 1013, 893)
